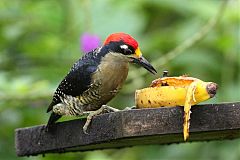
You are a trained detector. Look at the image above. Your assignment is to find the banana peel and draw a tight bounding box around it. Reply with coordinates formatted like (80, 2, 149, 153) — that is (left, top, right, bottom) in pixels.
(135, 72, 218, 141)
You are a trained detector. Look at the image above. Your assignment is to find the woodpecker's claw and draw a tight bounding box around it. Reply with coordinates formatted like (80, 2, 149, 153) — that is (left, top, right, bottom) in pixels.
(83, 116, 91, 134)
(82, 105, 120, 134)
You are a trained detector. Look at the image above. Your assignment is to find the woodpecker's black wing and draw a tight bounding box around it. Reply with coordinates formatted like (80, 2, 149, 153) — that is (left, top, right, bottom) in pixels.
(46, 60, 97, 129)
(46, 50, 102, 129)
(46, 47, 109, 129)
(47, 50, 103, 113)
(47, 63, 96, 112)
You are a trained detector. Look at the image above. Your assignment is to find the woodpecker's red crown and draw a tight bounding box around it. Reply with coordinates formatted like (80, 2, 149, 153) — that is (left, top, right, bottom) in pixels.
(103, 32, 142, 58)
(104, 32, 138, 50)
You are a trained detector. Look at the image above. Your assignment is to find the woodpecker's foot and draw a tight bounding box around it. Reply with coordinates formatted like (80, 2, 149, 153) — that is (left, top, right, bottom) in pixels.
(101, 105, 120, 112)
(82, 105, 119, 134)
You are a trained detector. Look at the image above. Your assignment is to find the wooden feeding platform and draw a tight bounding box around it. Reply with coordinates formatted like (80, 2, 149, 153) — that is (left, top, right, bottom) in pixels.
(15, 102, 240, 157)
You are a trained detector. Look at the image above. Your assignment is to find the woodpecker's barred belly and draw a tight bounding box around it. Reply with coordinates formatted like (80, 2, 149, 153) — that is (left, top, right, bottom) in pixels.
(53, 94, 83, 116)
(53, 82, 102, 116)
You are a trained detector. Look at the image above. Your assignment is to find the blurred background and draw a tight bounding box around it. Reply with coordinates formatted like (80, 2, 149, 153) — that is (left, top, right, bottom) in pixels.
(0, 0, 239, 160)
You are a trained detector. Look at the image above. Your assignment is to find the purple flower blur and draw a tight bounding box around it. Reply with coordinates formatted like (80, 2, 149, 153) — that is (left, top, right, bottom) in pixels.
(80, 33, 101, 53)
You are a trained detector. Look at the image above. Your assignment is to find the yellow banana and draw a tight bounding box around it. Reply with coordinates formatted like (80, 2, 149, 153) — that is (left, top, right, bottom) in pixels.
(135, 73, 218, 141)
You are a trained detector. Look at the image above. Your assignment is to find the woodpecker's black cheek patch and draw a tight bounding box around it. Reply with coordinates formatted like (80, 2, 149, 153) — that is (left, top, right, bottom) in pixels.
(123, 48, 133, 55)
(121, 45, 135, 56)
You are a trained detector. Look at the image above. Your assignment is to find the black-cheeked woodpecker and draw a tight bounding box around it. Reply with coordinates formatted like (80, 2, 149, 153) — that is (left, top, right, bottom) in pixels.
(46, 33, 157, 133)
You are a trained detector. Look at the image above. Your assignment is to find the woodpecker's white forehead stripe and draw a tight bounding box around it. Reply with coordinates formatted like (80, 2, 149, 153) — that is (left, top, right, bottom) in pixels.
(120, 45, 128, 49)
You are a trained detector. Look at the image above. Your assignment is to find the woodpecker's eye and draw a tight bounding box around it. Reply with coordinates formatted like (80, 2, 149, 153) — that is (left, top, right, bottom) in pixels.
(120, 44, 132, 55)
(123, 48, 132, 55)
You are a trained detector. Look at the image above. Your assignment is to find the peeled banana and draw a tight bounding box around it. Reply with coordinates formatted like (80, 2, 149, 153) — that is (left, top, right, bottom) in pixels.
(135, 72, 218, 141)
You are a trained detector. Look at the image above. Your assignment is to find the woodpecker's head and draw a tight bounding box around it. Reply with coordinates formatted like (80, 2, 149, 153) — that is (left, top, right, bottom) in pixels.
(103, 33, 157, 74)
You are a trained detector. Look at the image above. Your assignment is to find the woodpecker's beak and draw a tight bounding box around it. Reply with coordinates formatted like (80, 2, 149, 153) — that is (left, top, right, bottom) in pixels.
(130, 47, 157, 75)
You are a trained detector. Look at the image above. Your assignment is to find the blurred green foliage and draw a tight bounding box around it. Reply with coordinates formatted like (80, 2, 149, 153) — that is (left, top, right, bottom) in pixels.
(0, 0, 239, 160)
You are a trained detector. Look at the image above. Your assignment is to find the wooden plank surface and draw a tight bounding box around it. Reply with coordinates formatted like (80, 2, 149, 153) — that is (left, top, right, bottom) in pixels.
(15, 102, 240, 156)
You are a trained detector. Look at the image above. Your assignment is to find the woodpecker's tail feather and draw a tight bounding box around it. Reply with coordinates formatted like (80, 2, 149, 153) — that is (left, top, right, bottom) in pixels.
(45, 112, 62, 132)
